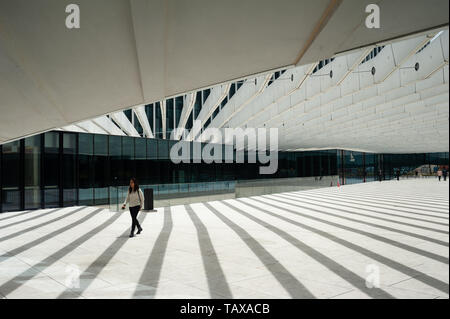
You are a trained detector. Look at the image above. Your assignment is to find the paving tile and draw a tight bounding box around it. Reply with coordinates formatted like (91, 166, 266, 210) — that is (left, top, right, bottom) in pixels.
(0, 180, 447, 298)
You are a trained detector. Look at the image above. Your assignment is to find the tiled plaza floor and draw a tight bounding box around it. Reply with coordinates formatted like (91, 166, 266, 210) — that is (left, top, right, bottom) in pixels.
(0, 179, 448, 299)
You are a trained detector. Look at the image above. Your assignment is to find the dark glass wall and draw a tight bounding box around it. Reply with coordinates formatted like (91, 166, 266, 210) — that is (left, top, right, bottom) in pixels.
(342, 151, 365, 185)
(109, 135, 122, 190)
(336, 152, 449, 185)
(1, 140, 21, 211)
(63, 133, 78, 206)
(166, 99, 174, 137)
(0, 130, 448, 212)
(94, 134, 109, 205)
(43, 132, 60, 208)
(175, 97, 184, 128)
(24, 136, 41, 209)
(154, 102, 163, 139)
(382, 152, 449, 180)
(79, 133, 94, 205)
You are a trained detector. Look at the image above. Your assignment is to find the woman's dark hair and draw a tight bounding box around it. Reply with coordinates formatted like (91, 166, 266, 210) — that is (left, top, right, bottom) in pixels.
(129, 177, 140, 193)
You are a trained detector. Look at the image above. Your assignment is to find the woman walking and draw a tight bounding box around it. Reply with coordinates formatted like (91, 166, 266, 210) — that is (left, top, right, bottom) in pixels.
(437, 168, 443, 182)
(122, 178, 145, 238)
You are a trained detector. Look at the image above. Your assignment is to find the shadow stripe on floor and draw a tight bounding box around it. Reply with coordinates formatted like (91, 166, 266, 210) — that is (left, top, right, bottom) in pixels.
(247, 197, 448, 264)
(185, 205, 233, 298)
(286, 192, 449, 223)
(0, 207, 101, 264)
(0, 209, 120, 297)
(0, 207, 87, 243)
(220, 200, 395, 299)
(57, 212, 149, 298)
(133, 207, 173, 298)
(276, 193, 449, 233)
(259, 195, 449, 248)
(236, 198, 449, 295)
(203, 202, 316, 299)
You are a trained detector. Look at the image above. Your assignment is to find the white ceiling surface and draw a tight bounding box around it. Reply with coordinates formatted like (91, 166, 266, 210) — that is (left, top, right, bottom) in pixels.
(201, 30, 449, 153)
(0, 0, 448, 144)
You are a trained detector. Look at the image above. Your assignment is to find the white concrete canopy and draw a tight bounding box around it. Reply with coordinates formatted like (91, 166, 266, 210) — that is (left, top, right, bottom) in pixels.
(0, 0, 448, 144)
(202, 29, 449, 153)
(56, 28, 450, 155)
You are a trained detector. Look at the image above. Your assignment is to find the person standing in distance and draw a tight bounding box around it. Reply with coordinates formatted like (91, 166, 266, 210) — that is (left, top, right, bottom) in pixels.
(122, 178, 145, 238)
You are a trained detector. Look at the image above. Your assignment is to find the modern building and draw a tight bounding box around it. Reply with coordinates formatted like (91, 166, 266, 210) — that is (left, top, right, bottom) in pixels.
(0, 0, 449, 301)
(1, 25, 448, 212)
(0, 130, 448, 212)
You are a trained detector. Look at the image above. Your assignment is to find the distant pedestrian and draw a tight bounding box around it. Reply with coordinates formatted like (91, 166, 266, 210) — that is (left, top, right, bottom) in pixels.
(443, 169, 448, 182)
(396, 169, 400, 181)
(122, 177, 145, 238)
(415, 170, 418, 178)
(437, 169, 442, 182)
(378, 169, 383, 182)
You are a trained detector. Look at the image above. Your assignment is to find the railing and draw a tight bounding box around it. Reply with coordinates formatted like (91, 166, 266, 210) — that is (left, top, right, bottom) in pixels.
(109, 180, 236, 211)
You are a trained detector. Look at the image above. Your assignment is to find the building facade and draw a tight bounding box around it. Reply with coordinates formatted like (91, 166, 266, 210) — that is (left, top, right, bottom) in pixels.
(1, 130, 448, 213)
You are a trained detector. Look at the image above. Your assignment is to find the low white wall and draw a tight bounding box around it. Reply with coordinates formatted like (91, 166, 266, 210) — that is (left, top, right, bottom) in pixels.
(235, 175, 339, 198)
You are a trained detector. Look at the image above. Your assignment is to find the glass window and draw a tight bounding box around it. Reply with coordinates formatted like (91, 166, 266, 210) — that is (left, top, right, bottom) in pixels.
(133, 112, 144, 136)
(135, 138, 148, 185)
(79, 133, 94, 206)
(79, 133, 93, 155)
(202, 89, 211, 104)
(63, 133, 77, 206)
(135, 138, 146, 160)
(145, 104, 154, 132)
(343, 151, 364, 185)
(24, 136, 41, 209)
(124, 109, 132, 122)
(166, 99, 174, 138)
(154, 102, 163, 139)
(296, 154, 306, 177)
(109, 135, 122, 188)
(175, 97, 184, 128)
(228, 83, 236, 100)
(44, 132, 60, 207)
(212, 105, 220, 119)
(194, 91, 202, 119)
(94, 134, 109, 205)
(203, 117, 211, 130)
(304, 154, 313, 177)
(146, 139, 160, 184)
(186, 110, 193, 131)
(365, 152, 376, 182)
(220, 96, 228, 110)
(146, 139, 158, 160)
(122, 136, 135, 184)
(158, 139, 169, 160)
(1, 140, 21, 211)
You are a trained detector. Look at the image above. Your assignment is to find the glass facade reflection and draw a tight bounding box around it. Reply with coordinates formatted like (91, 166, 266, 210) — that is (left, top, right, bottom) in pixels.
(24, 136, 41, 209)
(43, 132, 60, 208)
(337, 151, 449, 185)
(1, 140, 21, 211)
(0, 130, 448, 212)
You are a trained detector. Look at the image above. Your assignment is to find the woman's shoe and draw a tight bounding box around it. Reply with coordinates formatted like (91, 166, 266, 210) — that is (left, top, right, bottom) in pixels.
(129, 234, 135, 238)
(137, 228, 143, 235)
